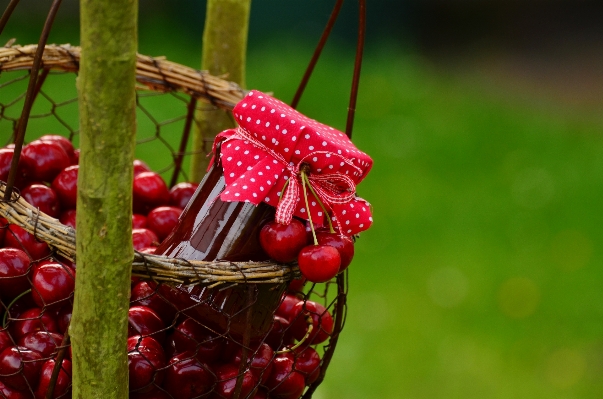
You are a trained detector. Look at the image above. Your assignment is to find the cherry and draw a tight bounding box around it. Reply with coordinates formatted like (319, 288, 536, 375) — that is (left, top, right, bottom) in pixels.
(167, 318, 224, 364)
(288, 301, 334, 345)
(0, 148, 31, 188)
(133, 172, 170, 214)
(233, 342, 274, 384)
(0, 331, 12, 355)
(34, 358, 72, 399)
(259, 219, 308, 263)
(265, 315, 294, 351)
(130, 389, 171, 399)
(9, 307, 59, 342)
(297, 245, 340, 283)
(72, 149, 80, 165)
(21, 140, 71, 183)
(132, 214, 147, 229)
(265, 353, 305, 399)
(59, 209, 76, 229)
(39, 135, 75, 163)
(127, 306, 166, 344)
(18, 331, 63, 358)
(31, 262, 75, 308)
(252, 389, 268, 399)
(133, 159, 151, 177)
(287, 276, 307, 293)
(5, 224, 51, 261)
(132, 228, 159, 250)
(276, 294, 302, 320)
(169, 182, 198, 209)
(213, 363, 258, 399)
(292, 346, 321, 385)
(130, 281, 177, 326)
(0, 345, 43, 391)
(163, 352, 214, 399)
(146, 206, 182, 241)
(51, 165, 79, 210)
(56, 304, 72, 334)
(127, 335, 166, 393)
(21, 184, 61, 218)
(0, 248, 32, 301)
(316, 231, 354, 271)
(0, 379, 29, 399)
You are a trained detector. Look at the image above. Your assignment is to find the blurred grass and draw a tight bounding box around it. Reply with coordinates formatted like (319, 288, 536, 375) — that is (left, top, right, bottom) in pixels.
(2, 29, 603, 398)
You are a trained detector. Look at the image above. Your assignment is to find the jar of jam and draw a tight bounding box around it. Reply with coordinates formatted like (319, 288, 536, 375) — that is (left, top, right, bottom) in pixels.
(155, 149, 285, 341)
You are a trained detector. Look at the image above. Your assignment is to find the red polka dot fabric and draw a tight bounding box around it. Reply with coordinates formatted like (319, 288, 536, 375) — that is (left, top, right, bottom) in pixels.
(214, 90, 373, 235)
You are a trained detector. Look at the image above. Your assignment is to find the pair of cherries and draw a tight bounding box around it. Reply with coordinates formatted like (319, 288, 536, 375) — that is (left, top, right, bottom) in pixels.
(259, 219, 354, 283)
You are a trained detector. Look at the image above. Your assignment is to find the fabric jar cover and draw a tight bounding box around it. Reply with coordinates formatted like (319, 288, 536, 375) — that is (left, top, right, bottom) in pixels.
(212, 90, 373, 236)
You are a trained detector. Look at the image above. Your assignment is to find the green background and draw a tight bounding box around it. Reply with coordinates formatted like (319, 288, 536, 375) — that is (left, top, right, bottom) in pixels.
(2, 2, 603, 398)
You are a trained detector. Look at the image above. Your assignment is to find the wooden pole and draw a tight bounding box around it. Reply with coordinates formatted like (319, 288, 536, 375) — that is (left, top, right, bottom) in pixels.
(71, 0, 137, 397)
(189, 0, 251, 182)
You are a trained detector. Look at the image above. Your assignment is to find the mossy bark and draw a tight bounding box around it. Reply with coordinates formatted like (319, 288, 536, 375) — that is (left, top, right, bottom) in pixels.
(189, 0, 251, 181)
(71, 1, 137, 398)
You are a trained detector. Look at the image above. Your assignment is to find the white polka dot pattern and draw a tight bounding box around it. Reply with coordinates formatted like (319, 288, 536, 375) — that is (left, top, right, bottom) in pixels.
(213, 90, 374, 235)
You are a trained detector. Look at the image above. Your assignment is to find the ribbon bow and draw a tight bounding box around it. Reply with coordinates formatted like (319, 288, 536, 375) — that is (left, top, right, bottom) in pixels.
(212, 90, 374, 236)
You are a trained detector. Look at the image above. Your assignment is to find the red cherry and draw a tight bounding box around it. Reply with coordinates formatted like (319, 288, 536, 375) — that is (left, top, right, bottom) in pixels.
(0, 331, 12, 355)
(59, 209, 76, 229)
(31, 262, 75, 308)
(51, 165, 79, 210)
(127, 335, 166, 393)
(0, 379, 29, 399)
(133, 172, 169, 214)
(233, 342, 274, 384)
(132, 214, 147, 229)
(169, 182, 198, 209)
(252, 389, 268, 399)
(5, 224, 51, 261)
(133, 159, 151, 176)
(213, 363, 258, 399)
(297, 245, 340, 283)
(34, 358, 72, 399)
(163, 352, 214, 399)
(276, 294, 301, 320)
(72, 149, 80, 165)
(132, 228, 159, 250)
(0, 248, 32, 301)
(20, 184, 61, 218)
(146, 206, 182, 241)
(21, 140, 71, 183)
(130, 281, 177, 326)
(130, 389, 171, 399)
(265, 353, 305, 399)
(316, 231, 354, 271)
(167, 318, 224, 364)
(0, 346, 43, 391)
(39, 135, 75, 163)
(9, 307, 59, 341)
(288, 300, 334, 345)
(56, 305, 72, 334)
(287, 276, 307, 293)
(292, 346, 321, 385)
(18, 331, 63, 357)
(259, 219, 308, 263)
(265, 315, 294, 351)
(127, 306, 166, 344)
(0, 148, 31, 188)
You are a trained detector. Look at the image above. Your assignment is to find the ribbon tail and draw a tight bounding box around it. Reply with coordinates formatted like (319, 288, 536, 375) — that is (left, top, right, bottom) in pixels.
(275, 177, 299, 225)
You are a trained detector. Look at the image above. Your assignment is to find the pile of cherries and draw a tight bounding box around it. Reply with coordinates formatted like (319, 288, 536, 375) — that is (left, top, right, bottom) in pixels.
(0, 135, 335, 399)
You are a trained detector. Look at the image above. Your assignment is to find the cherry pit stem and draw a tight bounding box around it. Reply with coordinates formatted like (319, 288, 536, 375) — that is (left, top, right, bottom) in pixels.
(300, 166, 317, 246)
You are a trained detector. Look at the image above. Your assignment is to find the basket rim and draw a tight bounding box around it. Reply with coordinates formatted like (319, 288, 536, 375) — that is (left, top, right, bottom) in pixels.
(0, 44, 246, 111)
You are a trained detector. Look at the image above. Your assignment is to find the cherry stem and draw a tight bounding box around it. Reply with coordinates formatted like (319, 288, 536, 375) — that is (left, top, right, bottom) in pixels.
(2, 288, 31, 328)
(300, 168, 318, 246)
(304, 178, 335, 234)
(276, 314, 314, 354)
(278, 177, 290, 202)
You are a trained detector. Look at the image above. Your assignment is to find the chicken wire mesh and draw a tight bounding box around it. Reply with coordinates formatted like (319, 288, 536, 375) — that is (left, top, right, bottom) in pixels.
(0, 45, 348, 399)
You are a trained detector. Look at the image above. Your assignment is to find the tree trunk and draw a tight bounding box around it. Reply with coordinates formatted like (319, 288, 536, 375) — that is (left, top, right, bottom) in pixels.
(189, 0, 251, 181)
(71, 0, 137, 398)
